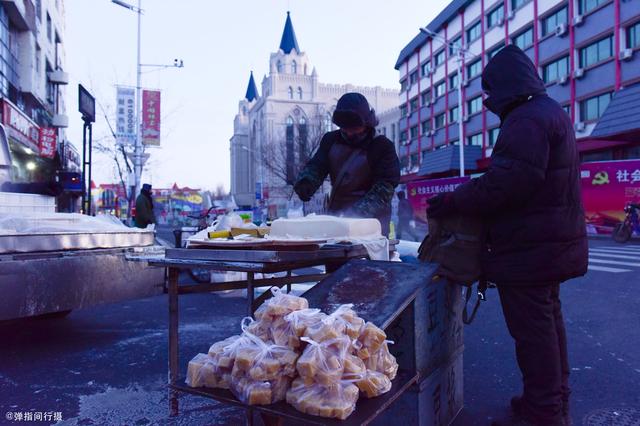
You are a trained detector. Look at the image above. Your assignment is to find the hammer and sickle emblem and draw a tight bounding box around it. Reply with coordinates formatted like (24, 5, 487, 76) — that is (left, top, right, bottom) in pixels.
(592, 171, 609, 185)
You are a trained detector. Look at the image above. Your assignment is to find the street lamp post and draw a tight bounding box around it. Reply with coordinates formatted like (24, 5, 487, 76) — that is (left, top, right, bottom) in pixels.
(420, 27, 478, 177)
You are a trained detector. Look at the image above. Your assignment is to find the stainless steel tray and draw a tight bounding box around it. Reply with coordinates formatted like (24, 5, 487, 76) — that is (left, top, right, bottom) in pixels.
(0, 230, 155, 253)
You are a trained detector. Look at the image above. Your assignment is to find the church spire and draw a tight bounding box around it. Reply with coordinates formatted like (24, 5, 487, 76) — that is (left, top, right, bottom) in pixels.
(245, 71, 259, 102)
(279, 11, 300, 54)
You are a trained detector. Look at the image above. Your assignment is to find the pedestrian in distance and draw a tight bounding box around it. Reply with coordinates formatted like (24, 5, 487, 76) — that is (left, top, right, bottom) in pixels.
(134, 183, 156, 228)
(293, 92, 400, 236)
(427, 45, 588, 426)
(396, 191, 417, 241)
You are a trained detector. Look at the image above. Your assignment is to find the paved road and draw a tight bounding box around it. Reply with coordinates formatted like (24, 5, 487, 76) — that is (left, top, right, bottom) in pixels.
(0, 238, 638, 425)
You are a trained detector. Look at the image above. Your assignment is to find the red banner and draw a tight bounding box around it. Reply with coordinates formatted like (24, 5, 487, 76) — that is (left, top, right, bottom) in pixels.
(141, 90, 161, 146)
(407, 176, 470, 223)
(38, 128, 57, 159)
(581, 160, 640, 234)
(1, 99, 40, 149)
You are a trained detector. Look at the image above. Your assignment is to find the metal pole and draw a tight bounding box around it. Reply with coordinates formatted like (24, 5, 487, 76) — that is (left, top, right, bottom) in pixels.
(81, 122, 87, 214)
(457, 50, 465, 177)
(88, 123, 93, 214)
(134, 0, 142, 202)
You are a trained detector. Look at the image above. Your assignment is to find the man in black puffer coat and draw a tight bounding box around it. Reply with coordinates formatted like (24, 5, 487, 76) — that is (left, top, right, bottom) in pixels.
(294, 93, 400, 236)
(428, 45, 588, 426)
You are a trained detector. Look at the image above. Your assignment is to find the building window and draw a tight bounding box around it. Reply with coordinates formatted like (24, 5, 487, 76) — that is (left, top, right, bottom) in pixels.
(400, 79, 408, 92)
(487, 5, 505, 28)
(434, 113, 446, 129)
(421, 60, 432, 76)
(409, 70, 419, 85)
(488, 127, 500, 147)
(467, 21, 482, 43)
(36, 0, 42, 21)
(468, 96, 482, 115)
(580, 92, 612, 122)
(449, 73, 459, 90)
(422, 120, 431, 134)
(449, 36, 462, 55)
(488, 44, 505, 61)
(421, 90, 432, 106)
(511, 0, 529, 9)
(541, 7, 568, 37)
(288, 86, 293, 99)
(400, 104, 408, 118)
(435, 81, 446, 98)
(627, 21, 640, 49)
(450, 139, 460, 146)
(410, 153, 419, 168)
(291, 60, 297, 74)
(297, 87, 303, 100)
(468, 133, 483, 146)
(35, 44, 41, 74)
(467, 60, 482, 79)
(46, 13, 52, 42)
(435, 49, 446, 66)
(410, 125, 419, 139)
(298, 117, 308, 163)
(512, 27, 534, 50)
(277, 60, 283, 72)
(543, 56, 569, 83)
(400, 131, 408, 142)
(578, 0, 607, 15)
(580, 35, 613, 68)
(410, 97, 419, 112)
(449, 106, 459, 123)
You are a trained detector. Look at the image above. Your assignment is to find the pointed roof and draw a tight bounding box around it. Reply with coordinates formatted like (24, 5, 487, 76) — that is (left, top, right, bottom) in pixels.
(279, 11, 300, 54)
(245, 71, 259, 102)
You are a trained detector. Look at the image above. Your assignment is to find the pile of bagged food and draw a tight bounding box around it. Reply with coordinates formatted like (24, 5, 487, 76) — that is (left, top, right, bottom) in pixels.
(186, 287, 398, 420)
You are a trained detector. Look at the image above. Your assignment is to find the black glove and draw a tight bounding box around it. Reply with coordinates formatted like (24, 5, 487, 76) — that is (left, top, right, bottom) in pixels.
(293, 178, 314, 202)
(426, 193, 456, 218)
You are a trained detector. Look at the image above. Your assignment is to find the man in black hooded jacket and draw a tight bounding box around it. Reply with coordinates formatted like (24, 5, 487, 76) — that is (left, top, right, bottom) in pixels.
(293, 92, 400, 236)
(428, 46, 588, 426)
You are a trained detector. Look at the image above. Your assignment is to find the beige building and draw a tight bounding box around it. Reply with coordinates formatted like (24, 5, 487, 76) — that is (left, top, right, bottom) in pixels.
(230, 12, 398, 217)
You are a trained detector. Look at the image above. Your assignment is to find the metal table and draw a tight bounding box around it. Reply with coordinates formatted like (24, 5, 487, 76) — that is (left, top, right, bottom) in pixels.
(163, 259, 444, 425)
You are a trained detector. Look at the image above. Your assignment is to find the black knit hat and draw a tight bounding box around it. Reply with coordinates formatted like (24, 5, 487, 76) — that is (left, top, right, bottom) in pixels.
(332, 92, 379, 129)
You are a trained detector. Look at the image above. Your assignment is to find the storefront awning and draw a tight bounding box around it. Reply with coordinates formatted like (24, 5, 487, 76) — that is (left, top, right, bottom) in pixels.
(418, 145, 482, 176)
(590, 82, 640, 142)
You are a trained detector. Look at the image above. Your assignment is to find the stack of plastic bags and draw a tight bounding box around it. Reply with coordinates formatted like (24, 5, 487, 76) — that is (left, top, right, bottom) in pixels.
(185, 287, 399, 420)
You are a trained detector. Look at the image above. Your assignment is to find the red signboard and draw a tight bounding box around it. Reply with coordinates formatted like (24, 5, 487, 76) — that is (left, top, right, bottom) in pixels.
(581, 160, 640, 234)
(39, 128, 57, 159)
(1, 99, 40, 149)
(407, 176, 470, 223)
(141, 90, 161, 146)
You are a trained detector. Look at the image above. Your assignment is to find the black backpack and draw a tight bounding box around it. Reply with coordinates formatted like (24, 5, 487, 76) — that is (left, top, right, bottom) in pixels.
(418, 215, 490, 324)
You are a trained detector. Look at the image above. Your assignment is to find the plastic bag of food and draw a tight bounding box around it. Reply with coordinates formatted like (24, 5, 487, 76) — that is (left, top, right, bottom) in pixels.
(270, 308, 326, 349)
(231, 376, 292, 405)
(254, 287, 309, 324)
(343, 353, 366, 378)
(364, 340, 398, 380)
(354, 321, 387, 360)
(186, 353, 217, 388)
(296, 336, 351, 386)
(356, 370, 392, 398)
(304, 304, 364, 342)
(286, 377, 361, 420)
(232, 318, 299, 382)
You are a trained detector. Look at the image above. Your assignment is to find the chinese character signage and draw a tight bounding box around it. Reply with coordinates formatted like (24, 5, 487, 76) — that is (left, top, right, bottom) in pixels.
(38, 127, 57, 158)
(1, 99, 40, 149)
(116, 86, 136, 145)
(142, 89, 161, 146)
(581, 160, 640, 234)
(407, 176, 470, 222)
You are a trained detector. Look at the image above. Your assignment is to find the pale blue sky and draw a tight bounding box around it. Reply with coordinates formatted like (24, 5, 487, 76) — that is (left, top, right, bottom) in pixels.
(65, 0, 449, 190)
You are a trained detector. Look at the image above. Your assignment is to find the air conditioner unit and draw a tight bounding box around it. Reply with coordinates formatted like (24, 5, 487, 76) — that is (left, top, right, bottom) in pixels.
(621, 48, 634, 61)
(573, 15, 584, 26)
(507, 10, 515, 20)
(574, 122, 586, 132)
(558, 74, 569, 85)
(573, 68, 585, 79)
(555, 23, 568, 37)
